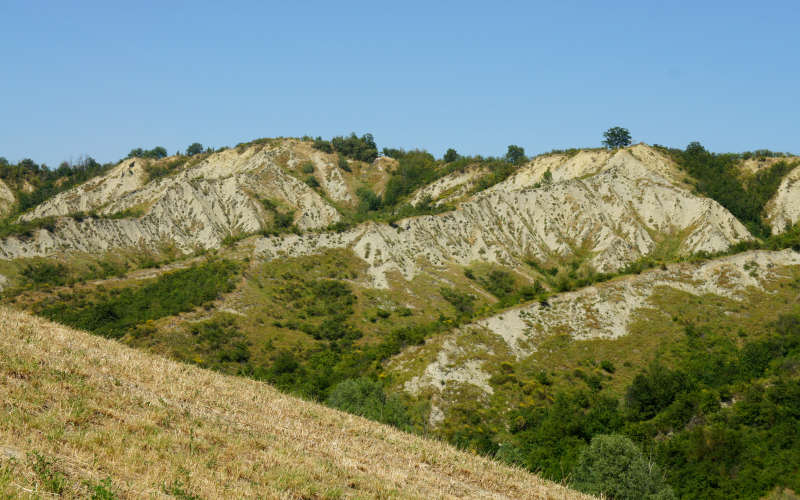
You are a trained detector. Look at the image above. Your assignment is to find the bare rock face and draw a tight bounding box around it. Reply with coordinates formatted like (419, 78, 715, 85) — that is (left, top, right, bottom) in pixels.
(0, 179, 15, 218)
(766, 164, 800, 233)
(257, 146, 752, 287)
(409, 166, 488, 206)
(20, 158, 150, 220)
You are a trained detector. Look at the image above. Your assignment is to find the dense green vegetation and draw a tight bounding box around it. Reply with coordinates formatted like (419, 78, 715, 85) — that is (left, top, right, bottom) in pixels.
(326, 377, 413, 430)
(437, 308, 800, 500)
(35, 259, 241, 339)
(661, 142, 798, 237)
(127, 146, 167, 159)
(186, 142, 205, 156)
(572, 434, 674, 499)
(505, 145, 527, 165)
(312, 133, 378, 162)
(257, 197, 298, 235)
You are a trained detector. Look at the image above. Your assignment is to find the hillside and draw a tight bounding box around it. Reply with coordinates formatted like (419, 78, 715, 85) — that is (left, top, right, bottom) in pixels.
(2, 136, 800, 499)
(0, 140, 749, 266)
(0, 306, 589, 499)
(393, 249, 800, 420)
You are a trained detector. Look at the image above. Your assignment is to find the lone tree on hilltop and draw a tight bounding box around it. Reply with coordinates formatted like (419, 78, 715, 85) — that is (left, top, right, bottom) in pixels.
(443, 148, 460, 163)
(505, 145, 527, 165)
(186, 142, 204, 156)
(602, 127, 632, 149)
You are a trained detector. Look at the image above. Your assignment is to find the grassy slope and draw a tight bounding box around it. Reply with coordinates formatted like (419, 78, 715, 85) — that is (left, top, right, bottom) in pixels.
(0, 307, 590, 500)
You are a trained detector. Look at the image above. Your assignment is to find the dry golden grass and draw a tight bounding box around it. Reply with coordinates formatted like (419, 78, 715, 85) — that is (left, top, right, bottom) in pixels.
(0, 306, 592, 499)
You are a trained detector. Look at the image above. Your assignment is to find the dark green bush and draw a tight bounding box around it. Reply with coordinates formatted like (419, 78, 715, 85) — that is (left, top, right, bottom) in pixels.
(128, 146, 167, 159)
(356, 187, 382, 213)
(479, 269, 516, 298)
(305, 175, 320, 188)
(337, 154, 351, 172)
(312, 136, 333, 153)
(572, 434, 674, 499)
(185, 142, 204, 156)
(326, 377, 412, 429)
(443, 148, 460, 163)
(440, 287, 475, 318)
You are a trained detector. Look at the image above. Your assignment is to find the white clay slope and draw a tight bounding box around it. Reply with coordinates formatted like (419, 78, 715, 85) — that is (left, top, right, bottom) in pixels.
(256, 146, 752, 287)
(766, 163, 800, 233)
(1, 142, 342, 258)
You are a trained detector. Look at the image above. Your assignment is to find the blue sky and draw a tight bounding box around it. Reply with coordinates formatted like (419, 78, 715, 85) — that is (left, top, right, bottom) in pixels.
(1, 1, 798, 166)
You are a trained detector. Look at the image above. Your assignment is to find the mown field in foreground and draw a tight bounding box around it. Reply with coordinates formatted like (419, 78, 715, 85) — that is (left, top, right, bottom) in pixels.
(0, 306, 590, 499)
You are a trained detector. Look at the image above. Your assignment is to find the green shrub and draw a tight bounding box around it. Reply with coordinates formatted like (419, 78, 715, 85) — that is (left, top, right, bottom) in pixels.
(337, 154, 351, 172)
(128, 146, 167, 159)
(443, 148, 460, 163)
(305, 175, 320, 188)
(330, 133, 378, 162)
(572, 434, 674, 499)
(674, 143, 797, 237)
(86, 478, 118, 500)
(625, 363, 689, 420)
(382, 150, 437, 206)
(312, 136, 333, 153)
(382, 147, 406, 159)
(301, 161, 315, 173)
(440, 287, 475, 318)
(0, 216, 58, 240)
(356, 187, 382, 213)
(144, 157, 187, 181)
(326, 378, 412, 429)
(3, 156, 113, 214)
(105, 206, 146, 219)
(479, 269, 516, 298)
(28, 451, 66, 495)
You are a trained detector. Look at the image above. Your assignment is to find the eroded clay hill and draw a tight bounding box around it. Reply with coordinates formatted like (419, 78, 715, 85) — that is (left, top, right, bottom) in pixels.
(767, 162, 800, 233)
(256, 145, 751, 287)
(0, 141, 753, 282)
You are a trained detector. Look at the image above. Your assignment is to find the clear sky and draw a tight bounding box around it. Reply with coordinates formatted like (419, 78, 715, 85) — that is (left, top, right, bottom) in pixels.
(1, 0, 798, 166)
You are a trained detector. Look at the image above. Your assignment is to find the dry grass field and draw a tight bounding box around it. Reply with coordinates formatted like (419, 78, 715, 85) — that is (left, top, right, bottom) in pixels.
(0, 306, 592, 499)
